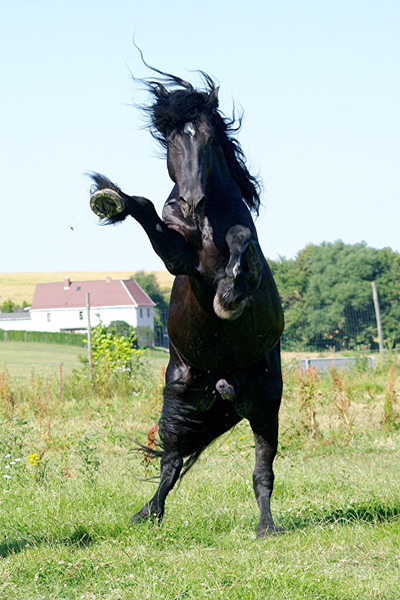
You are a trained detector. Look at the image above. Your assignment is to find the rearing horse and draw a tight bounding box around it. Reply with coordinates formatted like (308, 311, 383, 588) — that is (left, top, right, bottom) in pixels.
(89, 69, 284, 537)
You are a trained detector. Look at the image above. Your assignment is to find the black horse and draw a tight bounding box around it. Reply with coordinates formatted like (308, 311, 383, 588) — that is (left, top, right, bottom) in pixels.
(89, 68, 284, 537)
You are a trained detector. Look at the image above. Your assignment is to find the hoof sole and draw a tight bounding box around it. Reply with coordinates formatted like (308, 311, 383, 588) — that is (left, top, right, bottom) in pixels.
(90, 189, 125, 218)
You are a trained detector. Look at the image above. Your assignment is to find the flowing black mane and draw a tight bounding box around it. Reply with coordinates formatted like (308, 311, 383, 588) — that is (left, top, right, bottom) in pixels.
(140, 72, 262, 215)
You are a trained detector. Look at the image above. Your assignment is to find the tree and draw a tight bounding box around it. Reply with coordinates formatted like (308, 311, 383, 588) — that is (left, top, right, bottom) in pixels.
(1, 299, 15, 313)
(130, 272, 170, 341)
(131, 272, 169, 310)
(269, 241, 400, 351)
(107, 320, 134, 338)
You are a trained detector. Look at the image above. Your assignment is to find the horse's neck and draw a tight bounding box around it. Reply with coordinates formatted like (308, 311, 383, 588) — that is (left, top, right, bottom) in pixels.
(208, 147, 242, 203)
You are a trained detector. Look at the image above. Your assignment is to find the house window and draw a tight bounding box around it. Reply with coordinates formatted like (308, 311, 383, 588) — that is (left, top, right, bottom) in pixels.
(147, 309, 150, 317)
(79, 311, 83, 320)
(140, 309, 143, 318)
(47, 313, 51, 322)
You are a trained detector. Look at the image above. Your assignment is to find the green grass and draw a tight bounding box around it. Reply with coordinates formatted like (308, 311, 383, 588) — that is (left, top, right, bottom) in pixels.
(0, 341, 86, 380)
(0, 342, 169, 382)
(0, 352, 399, 599)
(145, 347, 169, 374)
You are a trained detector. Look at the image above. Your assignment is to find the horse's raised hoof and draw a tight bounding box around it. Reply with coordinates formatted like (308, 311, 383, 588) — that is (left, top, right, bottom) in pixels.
(90, 188, 125, 218)
(256, 524, 285, 538)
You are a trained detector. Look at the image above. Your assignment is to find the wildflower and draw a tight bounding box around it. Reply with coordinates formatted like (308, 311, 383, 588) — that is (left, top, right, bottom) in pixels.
(3, 475, 11, 480)
(4, 454, 11, 459)
(10, 461, 16, 465)
(15, 458, 22, 462)
(4, 465, 10, 469)
(28, 453, 40, 466)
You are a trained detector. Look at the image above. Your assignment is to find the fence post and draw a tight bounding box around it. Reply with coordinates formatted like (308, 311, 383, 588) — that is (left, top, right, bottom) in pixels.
(86, 292, 93, 378)
(371, 281, 384, 355)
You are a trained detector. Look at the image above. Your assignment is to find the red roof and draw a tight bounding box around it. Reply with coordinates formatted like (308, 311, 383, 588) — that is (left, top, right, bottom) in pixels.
(31, 278, 155, 310)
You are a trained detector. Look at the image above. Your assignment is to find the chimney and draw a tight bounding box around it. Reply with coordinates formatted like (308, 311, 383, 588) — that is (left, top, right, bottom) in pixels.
(64, 278, 71, 290)
(106, 276, 112, 283)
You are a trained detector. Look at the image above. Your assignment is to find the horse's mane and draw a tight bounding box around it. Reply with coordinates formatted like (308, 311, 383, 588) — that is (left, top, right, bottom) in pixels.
(138, 69, 262, 215)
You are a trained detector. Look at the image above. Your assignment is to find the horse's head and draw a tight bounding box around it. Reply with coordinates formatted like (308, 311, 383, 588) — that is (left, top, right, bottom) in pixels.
(149, 85, 219, 219)
(144, 69, 261, 218)
(167, 112, 215, 219)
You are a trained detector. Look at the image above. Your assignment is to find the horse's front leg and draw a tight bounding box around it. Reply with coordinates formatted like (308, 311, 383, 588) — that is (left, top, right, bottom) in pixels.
(89, 173, 198, 276)
(213, 224, 262, 320)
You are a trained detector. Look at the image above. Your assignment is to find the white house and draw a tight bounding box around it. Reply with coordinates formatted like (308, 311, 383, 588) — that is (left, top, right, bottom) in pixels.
(0, 277, 155, 333)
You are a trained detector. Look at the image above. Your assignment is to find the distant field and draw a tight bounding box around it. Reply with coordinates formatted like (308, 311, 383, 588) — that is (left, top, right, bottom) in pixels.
(0, 341, 169, 381)
(0, 341, 86, 380)
(0, 271, 174, 305)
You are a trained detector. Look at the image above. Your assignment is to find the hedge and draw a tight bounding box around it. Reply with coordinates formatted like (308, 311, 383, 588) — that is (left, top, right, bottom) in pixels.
(0, 329, 86, 347)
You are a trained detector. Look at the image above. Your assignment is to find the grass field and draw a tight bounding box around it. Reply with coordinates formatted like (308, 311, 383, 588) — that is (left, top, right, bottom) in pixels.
(0, 271, 175, 306)
(0, 342, 86, 380)
(0, 349, 399, 599)
(0, 342, 169, 381)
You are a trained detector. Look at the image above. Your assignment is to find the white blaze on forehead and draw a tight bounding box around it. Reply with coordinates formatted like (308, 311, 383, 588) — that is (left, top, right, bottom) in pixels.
(183, 122, 196, 137)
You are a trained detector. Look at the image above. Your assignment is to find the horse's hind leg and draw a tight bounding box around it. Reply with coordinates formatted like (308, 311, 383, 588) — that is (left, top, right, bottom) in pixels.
(252, 430, 283, 537)
(240, 345, 283, 537)
(130, 448, 183, 523)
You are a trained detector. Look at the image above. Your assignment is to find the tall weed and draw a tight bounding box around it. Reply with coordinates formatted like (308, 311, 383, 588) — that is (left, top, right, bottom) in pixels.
(296, 367, 321, 438)
(382, 364, 399, 431)
(329, 368, 355, 444)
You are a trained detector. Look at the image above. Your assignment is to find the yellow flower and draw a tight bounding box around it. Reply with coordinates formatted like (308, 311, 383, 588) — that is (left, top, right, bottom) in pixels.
(28, 453, 40, 466)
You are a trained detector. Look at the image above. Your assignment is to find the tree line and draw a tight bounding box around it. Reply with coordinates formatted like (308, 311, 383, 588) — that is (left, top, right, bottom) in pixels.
(268, 240, 400, 351)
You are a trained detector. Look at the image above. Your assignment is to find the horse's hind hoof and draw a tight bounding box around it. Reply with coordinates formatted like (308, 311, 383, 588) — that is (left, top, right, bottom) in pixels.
(129, 505, 150, 524)
(90, 188, 125, 218)
(256, 525, 285, 538)
(130, 504, 163, 525)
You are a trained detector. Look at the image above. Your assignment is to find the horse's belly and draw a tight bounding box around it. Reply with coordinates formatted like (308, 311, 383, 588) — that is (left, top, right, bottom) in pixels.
(168, 303, 282, 373)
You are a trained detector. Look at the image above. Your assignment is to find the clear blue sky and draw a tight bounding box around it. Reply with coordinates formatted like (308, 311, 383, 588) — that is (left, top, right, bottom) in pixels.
(2, 0, 399, 273)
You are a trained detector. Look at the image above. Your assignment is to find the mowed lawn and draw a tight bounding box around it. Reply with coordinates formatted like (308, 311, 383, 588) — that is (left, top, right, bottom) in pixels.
(0, 341, 169, 381)
(0, 341, 86, 380)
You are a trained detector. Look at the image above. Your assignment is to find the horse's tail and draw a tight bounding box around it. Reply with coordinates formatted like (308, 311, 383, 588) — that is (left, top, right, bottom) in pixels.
(132, 438, 206, 479)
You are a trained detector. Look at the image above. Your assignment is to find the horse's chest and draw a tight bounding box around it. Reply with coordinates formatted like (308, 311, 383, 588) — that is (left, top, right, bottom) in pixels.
(168, 291, 271, 373)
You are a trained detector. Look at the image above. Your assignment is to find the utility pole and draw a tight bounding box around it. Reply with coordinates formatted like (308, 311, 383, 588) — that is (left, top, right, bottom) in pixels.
(86, 292, 93, 377)
(371, 281, 384, 355)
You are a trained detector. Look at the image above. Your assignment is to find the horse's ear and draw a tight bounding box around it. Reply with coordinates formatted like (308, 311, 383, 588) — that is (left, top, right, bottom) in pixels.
(157, 83, 169, 98)
(208, 86, 219, 109)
